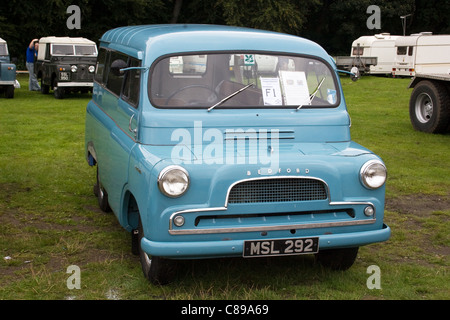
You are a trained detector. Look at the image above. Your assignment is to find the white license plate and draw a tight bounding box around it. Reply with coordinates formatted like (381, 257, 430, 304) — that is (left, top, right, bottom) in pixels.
(243, 237, 319, 257)
(59, 72, 69, 81)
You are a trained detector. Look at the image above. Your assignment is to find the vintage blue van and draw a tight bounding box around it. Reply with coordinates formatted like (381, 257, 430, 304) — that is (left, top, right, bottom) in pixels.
(85, 24, 390, 284)
(0, 37, 16, 98)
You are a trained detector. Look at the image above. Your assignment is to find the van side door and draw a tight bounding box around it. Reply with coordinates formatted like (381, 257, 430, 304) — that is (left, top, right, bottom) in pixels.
(94, 49, 141, 214)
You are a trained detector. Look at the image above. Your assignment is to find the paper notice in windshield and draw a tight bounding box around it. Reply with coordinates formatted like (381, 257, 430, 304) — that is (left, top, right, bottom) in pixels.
(260, 77, 283, 105)
(279, 71, 310, 106)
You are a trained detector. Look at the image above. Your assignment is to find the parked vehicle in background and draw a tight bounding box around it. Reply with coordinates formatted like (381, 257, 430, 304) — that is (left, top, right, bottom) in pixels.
(335, 33, 399, 75)
(409, 73, 450, 133)
(0, 37, 16, 98)
(393, 33, 450, 77)
(85, 24, 390, 285)
(35, 37, 97, 99)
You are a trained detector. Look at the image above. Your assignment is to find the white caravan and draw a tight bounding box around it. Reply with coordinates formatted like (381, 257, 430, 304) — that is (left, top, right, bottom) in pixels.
(392, 33, 450, 77)
(350, 33, 400, 75)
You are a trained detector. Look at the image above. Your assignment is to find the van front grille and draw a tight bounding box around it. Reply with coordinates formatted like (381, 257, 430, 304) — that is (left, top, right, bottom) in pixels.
(228, 178, 328, 204)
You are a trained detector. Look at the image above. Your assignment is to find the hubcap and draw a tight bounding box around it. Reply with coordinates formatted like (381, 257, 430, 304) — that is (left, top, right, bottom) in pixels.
(415, 93, 433, 123)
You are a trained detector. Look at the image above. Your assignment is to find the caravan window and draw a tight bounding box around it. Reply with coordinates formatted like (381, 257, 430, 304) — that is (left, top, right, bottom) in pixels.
(408, 46, 414, 56)
(397, 46, 407, 55)
(352, 47, 364, 56)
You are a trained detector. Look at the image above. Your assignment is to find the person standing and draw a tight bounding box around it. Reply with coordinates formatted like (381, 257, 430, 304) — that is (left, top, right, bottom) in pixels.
(26, 39, 41, 91)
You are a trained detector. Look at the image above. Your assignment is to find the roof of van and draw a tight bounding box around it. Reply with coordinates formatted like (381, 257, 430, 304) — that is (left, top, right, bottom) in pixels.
(99, 24, 332, 63)
(38, 36, 96, 45)
(0, 38, 6, 44)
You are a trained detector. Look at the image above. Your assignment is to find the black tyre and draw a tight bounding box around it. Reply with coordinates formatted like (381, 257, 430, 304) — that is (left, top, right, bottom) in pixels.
(137, 218, 176, 285)
(5, 85, 14, 99)
(409, 80, 450, 133)
(95, 166, 111, 213)
(54, 86, 65, 99)
(315, 247, 359, 271)
(41, 81, 49, 94)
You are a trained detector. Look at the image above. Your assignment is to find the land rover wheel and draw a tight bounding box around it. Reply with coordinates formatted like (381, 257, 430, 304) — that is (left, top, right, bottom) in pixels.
(137, 218, 176, 285)
(41, 81, 49, 94)
(5, 85, 14, 98)
(409, 80, 450, 133)
(315, 247, 359, 270)
(54, 86, 65, 99)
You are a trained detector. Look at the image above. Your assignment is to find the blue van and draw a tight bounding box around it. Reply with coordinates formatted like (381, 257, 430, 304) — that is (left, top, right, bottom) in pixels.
(0, 37, 16, 98)
(85, 25, 390, 284)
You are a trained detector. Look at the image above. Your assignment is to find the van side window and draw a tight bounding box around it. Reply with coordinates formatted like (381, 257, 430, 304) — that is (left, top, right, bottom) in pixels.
(122, 58, 141, 107)
(95, 48, 107, 84)
(408, 46, 414, 56)
(107, 51, 128, 96)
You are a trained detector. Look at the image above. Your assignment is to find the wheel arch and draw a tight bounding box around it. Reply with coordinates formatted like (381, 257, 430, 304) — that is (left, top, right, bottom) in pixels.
(122, 190, 140, 232)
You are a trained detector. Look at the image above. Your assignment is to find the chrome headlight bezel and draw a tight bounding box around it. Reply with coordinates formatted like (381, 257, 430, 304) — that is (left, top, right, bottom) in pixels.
(88, 65, 95, 73)
(71, 65, 78, 73)
(360, 160, 387, 189)
(158, 165, 190, 198)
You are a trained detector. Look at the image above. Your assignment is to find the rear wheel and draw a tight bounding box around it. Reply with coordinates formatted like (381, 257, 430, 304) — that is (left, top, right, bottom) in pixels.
(137, 218, 177, 285)
(94, 166, 111, 212)
(315, 247, 359, 270)
(409, 80, 450, 133)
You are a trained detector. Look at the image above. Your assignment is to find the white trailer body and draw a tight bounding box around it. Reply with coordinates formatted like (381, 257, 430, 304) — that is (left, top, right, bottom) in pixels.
(393, 33, 450, 77)
(350, 33, 400, 74)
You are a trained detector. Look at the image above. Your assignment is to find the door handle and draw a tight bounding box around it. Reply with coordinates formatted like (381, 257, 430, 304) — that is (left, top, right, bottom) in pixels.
(128, 114, 137, 137)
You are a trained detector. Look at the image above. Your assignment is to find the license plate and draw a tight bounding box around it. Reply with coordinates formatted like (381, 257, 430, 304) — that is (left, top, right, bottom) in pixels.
(243, 237, 319, 258)
(59, 72, 69, 81)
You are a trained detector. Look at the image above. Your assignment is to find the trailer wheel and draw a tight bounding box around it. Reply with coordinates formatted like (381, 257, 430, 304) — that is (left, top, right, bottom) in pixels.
(409, 80, 450, 133)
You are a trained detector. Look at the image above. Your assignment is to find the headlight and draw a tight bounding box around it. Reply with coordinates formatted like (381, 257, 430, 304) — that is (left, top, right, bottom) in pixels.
(158, 165, 190, 198)
(71, 65, 77, 73)
(360, 160, 387, 189)
(89, 65, 95, 73)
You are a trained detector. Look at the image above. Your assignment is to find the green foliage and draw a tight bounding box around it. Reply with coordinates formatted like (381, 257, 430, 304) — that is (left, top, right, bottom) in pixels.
(1, 0, 448, 67)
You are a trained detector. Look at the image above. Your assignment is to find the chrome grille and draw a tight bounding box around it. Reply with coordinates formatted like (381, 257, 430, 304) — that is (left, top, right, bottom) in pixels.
(228, 178, 328, 204)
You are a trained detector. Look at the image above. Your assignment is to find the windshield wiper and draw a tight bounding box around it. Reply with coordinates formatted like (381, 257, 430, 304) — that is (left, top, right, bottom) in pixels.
(207, 83, 254, 112)
(296, 77, 325, 110)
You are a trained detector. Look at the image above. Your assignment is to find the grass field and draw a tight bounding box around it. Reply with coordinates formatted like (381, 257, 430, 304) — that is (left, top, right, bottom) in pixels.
(0, 74, 449, 300)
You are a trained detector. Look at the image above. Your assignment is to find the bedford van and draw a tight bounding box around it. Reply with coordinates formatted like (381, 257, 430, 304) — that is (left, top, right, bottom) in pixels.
(85, 24, 390, 284)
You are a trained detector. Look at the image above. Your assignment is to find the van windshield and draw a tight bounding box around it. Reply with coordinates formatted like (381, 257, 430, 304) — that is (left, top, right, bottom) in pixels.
(150, 53, 339, 109)
(51, 44, 97, 56)
(0, 44, 8, 56)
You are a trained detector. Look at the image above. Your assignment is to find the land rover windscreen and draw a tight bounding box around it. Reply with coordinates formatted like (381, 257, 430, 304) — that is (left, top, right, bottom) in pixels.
(149, 53, 339, 110)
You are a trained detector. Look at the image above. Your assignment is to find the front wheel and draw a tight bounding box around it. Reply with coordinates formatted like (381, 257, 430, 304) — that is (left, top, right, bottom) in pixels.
(5, 85, 14, 98)
(315, 247, 359, 270)
(53, 82, 65, 99)
(137, 218, 177, 285)
(409, 80, 450, 133)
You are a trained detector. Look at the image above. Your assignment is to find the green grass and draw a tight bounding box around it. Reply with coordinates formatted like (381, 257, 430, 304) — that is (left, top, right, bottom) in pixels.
(0, 74, 449, 300)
